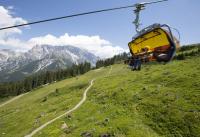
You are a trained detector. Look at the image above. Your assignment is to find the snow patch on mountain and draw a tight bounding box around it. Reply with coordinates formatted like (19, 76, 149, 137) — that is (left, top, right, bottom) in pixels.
(0, 45, 99, 82)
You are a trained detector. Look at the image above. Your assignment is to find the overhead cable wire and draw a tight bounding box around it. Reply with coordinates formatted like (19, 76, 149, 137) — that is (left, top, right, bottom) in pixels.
(0, 0, 168, 31)
(0, 5, 135, 30)
(140, 0, 168, 5)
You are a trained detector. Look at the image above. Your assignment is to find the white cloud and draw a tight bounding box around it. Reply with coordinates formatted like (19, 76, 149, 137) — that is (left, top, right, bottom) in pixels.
(0, 38, 28, 51)
(0, 6, 126, 58)
(0, 6, 27, 38)
(7, 6, 14, 10)
(29, 33, 125, 58)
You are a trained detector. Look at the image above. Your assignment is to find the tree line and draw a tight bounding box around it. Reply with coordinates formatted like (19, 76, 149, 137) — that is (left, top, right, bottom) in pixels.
(96, 52, 128, 68)
(175, 43, 200, 60)
(0, 52, 129, 98)
(0, 62, 91, 97)
(96, 43, 200, 69)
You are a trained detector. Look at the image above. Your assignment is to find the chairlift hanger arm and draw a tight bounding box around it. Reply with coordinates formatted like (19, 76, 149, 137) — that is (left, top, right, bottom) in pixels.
(133, 0, 168, 33)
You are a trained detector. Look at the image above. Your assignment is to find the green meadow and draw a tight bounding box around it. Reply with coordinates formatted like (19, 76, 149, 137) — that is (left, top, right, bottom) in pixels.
(0, 56, 200, 137)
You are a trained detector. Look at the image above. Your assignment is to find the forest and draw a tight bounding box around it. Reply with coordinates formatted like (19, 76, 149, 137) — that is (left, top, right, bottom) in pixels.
(0, 53, 128, 97)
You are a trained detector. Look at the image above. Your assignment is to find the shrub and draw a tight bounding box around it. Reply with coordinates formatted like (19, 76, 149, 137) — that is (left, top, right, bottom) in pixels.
(176, 54, 185, 60)
(42, 96, 47, 102)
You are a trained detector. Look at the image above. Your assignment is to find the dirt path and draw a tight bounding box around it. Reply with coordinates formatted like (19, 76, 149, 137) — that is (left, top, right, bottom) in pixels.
(0, 93, 28, 108)
(94, 68, 102, 72)
(25, 79, 95, 137)
(25, 66, 112, 137)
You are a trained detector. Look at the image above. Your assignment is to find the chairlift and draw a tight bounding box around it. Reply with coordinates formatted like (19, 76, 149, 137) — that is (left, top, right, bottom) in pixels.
(128, 0, 180, 70)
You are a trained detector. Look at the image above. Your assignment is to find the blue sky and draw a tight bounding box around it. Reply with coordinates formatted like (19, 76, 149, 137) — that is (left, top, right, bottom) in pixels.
(0, 0, 200, 57)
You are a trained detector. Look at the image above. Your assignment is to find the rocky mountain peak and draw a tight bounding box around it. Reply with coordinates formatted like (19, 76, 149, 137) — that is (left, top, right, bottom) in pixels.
(0, 45, 99, 82)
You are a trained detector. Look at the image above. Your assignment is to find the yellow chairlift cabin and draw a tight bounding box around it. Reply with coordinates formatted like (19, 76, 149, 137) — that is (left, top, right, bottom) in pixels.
(127, 0, 180, 70)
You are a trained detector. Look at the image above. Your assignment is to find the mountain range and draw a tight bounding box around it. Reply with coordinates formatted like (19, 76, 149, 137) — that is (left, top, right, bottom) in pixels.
(0, 45, 99, 82)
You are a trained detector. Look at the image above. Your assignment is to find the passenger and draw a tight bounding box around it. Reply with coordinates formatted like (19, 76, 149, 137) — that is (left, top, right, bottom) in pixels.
(133, 55, 141, 71)
(129, 57, 135, 70)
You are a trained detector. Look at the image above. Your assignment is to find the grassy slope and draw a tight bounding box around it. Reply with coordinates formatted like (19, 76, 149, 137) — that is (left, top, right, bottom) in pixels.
(0, 56, 200, 137)
(0, 97, 12, 104)
(0, 67, 109, 137)
(35, 57, 200, 137)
